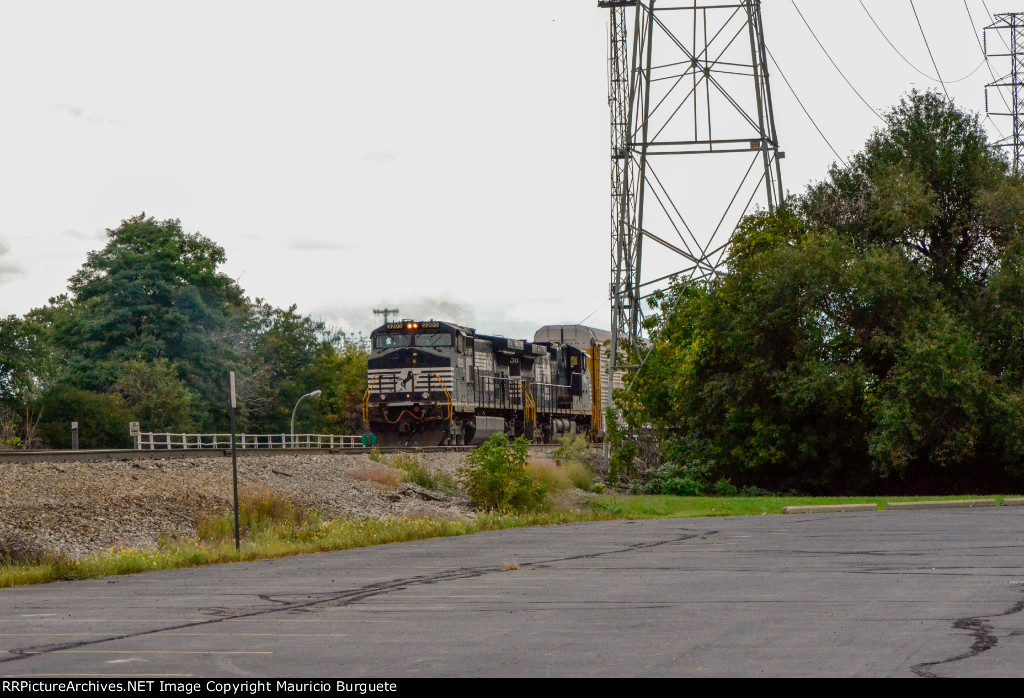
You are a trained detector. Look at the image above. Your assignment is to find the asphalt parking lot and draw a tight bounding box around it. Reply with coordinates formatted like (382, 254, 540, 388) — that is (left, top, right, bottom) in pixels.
(1, 508, 1022, 677)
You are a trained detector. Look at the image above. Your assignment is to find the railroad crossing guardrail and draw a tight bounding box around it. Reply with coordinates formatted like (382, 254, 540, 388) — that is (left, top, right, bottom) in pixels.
(135, 432, 363, 450)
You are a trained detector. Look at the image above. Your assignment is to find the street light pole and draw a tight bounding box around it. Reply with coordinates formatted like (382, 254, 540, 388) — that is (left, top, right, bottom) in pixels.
(290, 390, 322, 448)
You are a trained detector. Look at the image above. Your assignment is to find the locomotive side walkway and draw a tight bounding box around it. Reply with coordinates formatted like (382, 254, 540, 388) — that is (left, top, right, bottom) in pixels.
(1, 508, 1023, 677)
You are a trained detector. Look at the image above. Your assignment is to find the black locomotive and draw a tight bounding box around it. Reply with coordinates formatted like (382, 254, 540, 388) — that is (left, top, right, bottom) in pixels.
(363, 320, 604, 446)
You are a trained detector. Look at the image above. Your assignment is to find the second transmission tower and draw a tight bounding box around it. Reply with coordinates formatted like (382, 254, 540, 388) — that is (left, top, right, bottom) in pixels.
(986, 13, 1024, 174)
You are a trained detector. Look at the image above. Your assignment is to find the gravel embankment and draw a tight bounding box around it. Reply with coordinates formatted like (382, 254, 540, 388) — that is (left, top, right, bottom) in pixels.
(0, 451, 475, 560)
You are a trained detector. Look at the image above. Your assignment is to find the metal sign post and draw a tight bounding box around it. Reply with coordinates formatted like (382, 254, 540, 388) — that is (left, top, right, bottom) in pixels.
(229, 372, 240, 552)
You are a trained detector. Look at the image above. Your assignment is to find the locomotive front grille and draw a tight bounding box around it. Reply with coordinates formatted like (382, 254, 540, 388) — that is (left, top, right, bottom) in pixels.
(368, 367, 454, 397)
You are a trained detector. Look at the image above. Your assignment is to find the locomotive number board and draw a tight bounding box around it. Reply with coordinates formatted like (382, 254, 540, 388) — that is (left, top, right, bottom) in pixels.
(386, 321, 441, 331)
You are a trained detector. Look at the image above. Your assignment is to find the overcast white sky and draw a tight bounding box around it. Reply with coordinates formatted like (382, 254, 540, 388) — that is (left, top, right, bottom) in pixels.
(0, 1, 1013, 340)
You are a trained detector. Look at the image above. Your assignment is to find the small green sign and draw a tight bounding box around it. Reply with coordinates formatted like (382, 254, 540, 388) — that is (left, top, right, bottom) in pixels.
(361, 432, 378, 447)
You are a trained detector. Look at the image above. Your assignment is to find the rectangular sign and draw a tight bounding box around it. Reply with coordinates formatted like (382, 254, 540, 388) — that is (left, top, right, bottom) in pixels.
(385, 321, 441, 331)
(229, 371, 237, 408)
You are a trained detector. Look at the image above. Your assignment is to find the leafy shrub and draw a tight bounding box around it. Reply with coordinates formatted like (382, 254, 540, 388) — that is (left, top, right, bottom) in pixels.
(36, 386, 133, 449)
(605, 408, 635, 486)
(549, 432, 598, 489)
(646, 474, 703, 496)
(460, 433, 546, 511)
(643, 459, 715, 495)
(714, 478, 738, 496)
(608, 440, 636, 486)
(553, 431, 588, 463)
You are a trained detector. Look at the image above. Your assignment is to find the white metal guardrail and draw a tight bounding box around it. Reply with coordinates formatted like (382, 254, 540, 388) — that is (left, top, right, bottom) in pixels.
(135, 433, 364, 450)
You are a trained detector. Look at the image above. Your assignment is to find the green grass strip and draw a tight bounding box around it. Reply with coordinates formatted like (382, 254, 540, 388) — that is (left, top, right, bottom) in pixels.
(0, 510, 614, 589)
(2, 493, 1019, 589)
(589, 493, 1020, 518)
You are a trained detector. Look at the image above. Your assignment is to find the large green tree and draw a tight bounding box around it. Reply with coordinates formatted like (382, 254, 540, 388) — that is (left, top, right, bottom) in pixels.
(115, 359, 197, 433)
(626, 91, 1024, 494)
(0, 313, 60, 447)
(42, 214, 249, 429)
(244, 301, 368, 435)
(800, 90, 1023, 289)
(0, 316, 29, 405)
(11, 213, 368, 446)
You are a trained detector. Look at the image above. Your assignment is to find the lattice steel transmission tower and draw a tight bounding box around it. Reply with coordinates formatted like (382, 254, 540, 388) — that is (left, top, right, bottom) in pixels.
(986, 13, 1024, 174)
(598, 0, 783, 366)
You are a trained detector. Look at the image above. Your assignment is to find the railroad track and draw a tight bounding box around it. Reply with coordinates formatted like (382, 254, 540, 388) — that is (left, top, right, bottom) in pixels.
(0, 443, 562, 464)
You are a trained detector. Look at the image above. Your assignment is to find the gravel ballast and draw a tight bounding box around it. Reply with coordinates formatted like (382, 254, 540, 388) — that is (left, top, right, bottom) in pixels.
(0, 451, 476, 560)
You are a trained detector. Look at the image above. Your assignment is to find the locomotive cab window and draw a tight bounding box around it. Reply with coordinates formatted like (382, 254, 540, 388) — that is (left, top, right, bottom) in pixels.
(373, 334, 412, 349)
(414, 332, 452, 348)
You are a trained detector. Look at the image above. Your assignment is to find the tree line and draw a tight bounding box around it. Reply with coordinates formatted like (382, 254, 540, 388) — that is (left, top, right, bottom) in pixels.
(617, 91, 1024, 495)
(0, 215, 367, 449)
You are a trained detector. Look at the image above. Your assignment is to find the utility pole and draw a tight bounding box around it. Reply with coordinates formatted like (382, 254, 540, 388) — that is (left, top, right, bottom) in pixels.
(372, 308, 400, 325)
(986, 13, 1024, 174)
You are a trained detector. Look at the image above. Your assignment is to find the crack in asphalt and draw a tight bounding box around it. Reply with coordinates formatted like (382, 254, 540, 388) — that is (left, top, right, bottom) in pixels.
(0, 526, 710, 664)
(911, 589, 1024, 677)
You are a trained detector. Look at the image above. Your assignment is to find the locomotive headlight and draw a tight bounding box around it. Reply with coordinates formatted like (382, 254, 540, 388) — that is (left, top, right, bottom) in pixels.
(422, 391, 430, 399)
(380, 394, 387, 400)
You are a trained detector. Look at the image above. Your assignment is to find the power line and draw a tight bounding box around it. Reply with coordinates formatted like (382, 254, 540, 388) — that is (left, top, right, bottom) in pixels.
(860, 1, 984, 84)
(909, 1, 953, 104)
(765, 45, 850, 168)
(576, 299, 608, 328)
(791, 1, 884, 122)
(983, 0, 1013, 52)
(984, 113, 1006, 140)
(966, 1, 1004, 74)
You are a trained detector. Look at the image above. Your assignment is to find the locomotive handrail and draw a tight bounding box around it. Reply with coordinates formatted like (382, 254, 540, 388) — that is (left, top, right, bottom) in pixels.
(362, 375, 385, 423)
(431, 372, 454, 421)
(524, 382, 537, 423)
(529, 381, 574, 415)
(479, 374, 526, 409)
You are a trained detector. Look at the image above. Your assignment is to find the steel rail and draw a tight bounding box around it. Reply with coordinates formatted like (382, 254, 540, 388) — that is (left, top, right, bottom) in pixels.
(0, 443, 571, 465)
